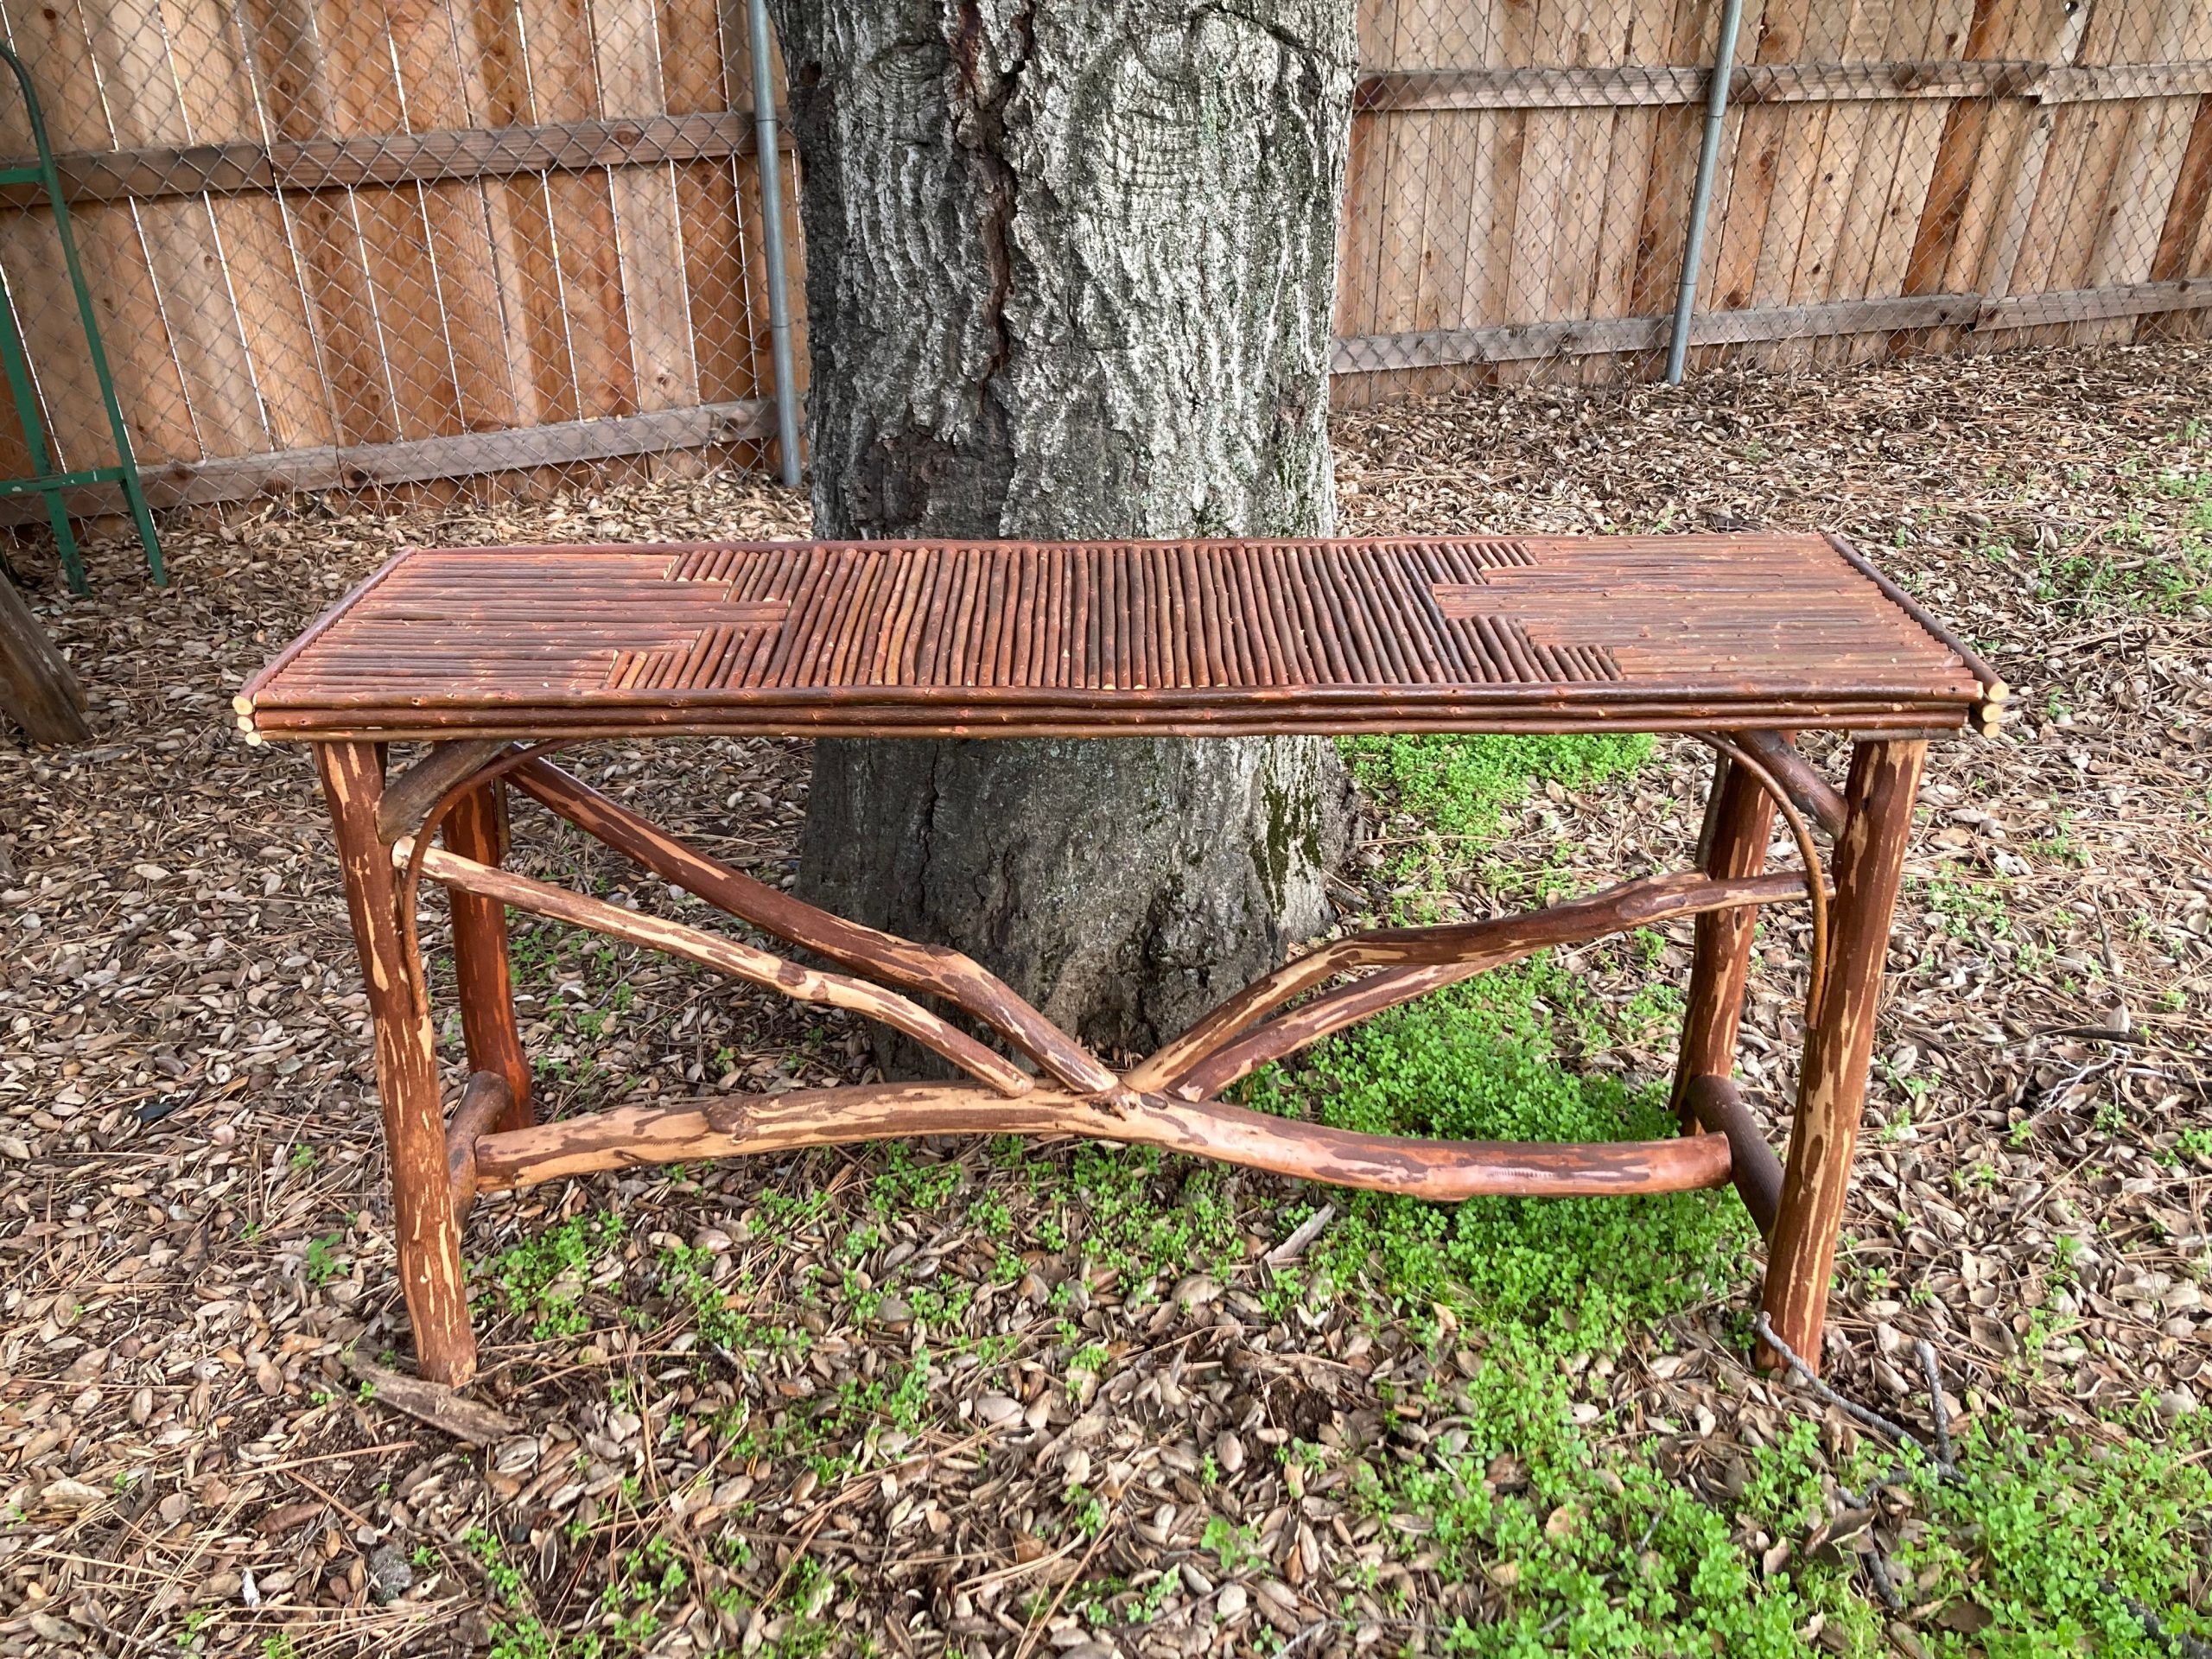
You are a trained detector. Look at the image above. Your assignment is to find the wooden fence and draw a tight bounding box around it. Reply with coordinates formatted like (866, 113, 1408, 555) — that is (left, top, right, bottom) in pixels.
(3, 0, 2210, 518)
(0, 0, 800, 517)
(1333, 0, 2212, 395)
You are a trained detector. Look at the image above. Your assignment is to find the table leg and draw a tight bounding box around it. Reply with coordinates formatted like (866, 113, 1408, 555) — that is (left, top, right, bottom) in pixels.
(318, 741, 478, 1387)
(1672, 753, 1776, 1129)
(1758, 738, 1927, 1375)
(444, 778, 533, 1133)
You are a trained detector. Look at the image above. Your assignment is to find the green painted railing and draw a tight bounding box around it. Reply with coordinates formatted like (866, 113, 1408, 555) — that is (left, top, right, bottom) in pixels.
(0, 41, 162, 591)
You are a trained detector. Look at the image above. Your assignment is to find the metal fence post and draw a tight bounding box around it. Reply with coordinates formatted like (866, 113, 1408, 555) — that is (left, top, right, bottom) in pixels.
(747, 0, 803, 490)
(1665, 0, 1748, 385)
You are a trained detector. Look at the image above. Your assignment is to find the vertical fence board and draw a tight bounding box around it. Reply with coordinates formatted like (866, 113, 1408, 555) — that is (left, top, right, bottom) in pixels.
(1549, 3, 1623, 358)
(1623, 0, 1716, 325)
(2075, 0, 2203, 343)
(594, 0, 698, 412)
(3, 0, 199, 465)
(1370, 0, 1434, 341)
(1707, 0, 1806, 326)
(95, 0, 270, 455)
(1496, 0, 1568, 381)
(1454, 5, 1499, 340)
(1749, 0, 1858, 369)
(2087, 96, 2192, 287)
(1333, 0, 1396, 349)
(2009, 104, 2101, 299)
(2148, 97, 2212, 284)
(464, 0, 569, 432)
(1683, 0, 1774, 373)
(239, 0, 399, 447)
(1582, 0, 1673, 380)
(173, 0, 333, 453)
(1783, 0, 1880, 306)
(665, 0, 759, 404)
(1902, 0, 2008, 304)
(1842, 0, 1976, 363)
(722, 21, 798, 416)
(388, 0, 524, 436)
(521, 0, 639, 420)
(1966, 1, 2070, 306)
(318, 2, 467, 442)
(1811, 0, 1907, 365)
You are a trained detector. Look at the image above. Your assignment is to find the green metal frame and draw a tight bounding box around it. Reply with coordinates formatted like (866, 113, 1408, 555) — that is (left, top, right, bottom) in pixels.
(0, 41, 162, 592)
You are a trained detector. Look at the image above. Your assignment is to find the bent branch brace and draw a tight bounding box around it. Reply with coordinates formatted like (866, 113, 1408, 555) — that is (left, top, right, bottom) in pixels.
(249, 534, 1982, 1386)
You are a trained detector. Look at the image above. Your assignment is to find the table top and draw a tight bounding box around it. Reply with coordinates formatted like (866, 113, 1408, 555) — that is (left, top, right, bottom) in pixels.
(236, 532, 2002, 741)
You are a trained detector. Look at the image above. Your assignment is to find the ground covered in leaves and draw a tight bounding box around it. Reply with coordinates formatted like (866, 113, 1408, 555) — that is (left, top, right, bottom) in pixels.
(3, 340, 2210, 1659)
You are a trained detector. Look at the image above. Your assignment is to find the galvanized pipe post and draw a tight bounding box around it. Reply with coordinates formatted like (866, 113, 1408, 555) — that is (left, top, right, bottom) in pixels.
(747, 0, 802, 490)
(1665, 0, 1748, 385)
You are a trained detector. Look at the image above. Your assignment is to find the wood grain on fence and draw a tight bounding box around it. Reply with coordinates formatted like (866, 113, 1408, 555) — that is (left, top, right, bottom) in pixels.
(1333, 0, 2212, 404)
(0, 0, 791, 506)
(2, 0, 2209, 507)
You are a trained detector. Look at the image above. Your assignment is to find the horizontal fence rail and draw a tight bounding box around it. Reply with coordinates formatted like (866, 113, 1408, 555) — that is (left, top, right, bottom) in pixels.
(0, 115, 789, 209)
(1356, 57, 2212, 112)
(3, 0, 2211, 521)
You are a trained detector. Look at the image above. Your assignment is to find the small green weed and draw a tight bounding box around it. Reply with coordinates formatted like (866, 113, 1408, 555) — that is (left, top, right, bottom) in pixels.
(303, 1231, 344, 1287)
(488, 1212, 626, 1338)
(1919, 873, 2014, 943)
(1064, 1144, 1243, 1300)
(1200, 1515, 1265, 1577)
(512, 924, 640, 1103)
(871, 1142, 964, 1214)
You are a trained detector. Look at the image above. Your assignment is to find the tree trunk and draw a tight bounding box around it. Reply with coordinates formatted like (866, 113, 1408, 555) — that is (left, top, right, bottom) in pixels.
(769, 0, 1358, 1062)
(0, 567, 92, 746)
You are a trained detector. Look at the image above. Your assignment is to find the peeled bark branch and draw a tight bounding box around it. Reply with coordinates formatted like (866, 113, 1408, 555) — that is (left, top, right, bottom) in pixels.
(1731, 729, 1847, 838)
(1132, 871, 1808, 1095)
(376, 740, 510, 842)
(1680, 1073, 1782, 1237)
(444, 1071, 512, 1227)
(397, 839, 1035, 1096)
(460, 1082, 1737, 1203)
(510, 758, 1119, 1094)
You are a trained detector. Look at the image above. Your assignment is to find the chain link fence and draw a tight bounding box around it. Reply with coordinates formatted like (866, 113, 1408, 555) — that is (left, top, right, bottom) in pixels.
(2, 0, 2209, 523)
(1333, 0, 2212, 402)
(0, 0, 802, 525)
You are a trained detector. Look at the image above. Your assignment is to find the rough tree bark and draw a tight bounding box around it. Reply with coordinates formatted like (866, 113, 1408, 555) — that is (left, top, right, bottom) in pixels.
(0, 568, 92, 746)
(769, 0, 1359, 1062)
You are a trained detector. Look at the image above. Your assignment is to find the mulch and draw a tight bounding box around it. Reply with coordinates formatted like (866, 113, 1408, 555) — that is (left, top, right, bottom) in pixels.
(1, 340, 2207, 1656)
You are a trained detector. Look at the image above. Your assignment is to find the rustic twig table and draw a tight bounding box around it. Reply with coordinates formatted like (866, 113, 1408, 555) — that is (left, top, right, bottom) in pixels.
(238, 532, 2003, 1387)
